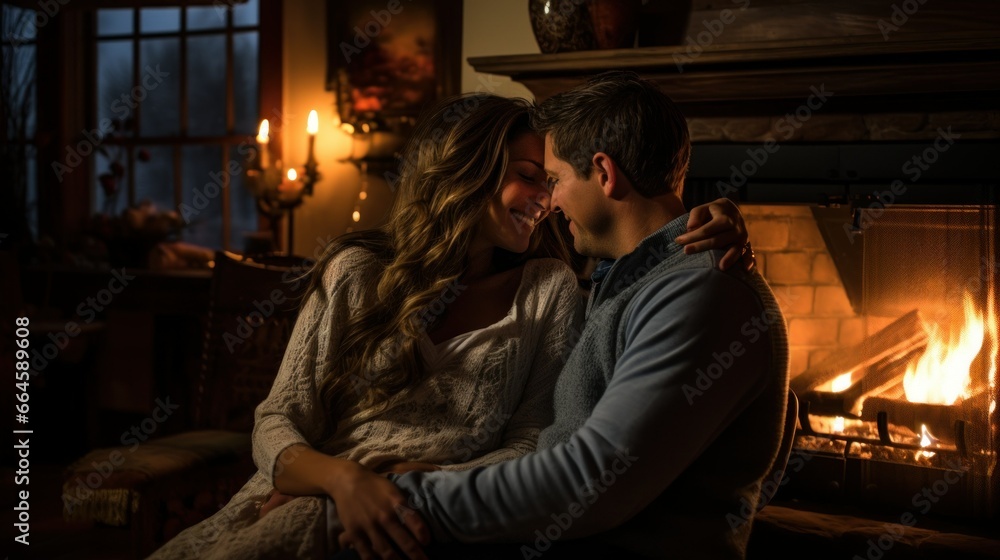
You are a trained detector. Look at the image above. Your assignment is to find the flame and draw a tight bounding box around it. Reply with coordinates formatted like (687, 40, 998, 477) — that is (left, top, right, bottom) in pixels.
(830, 372, 852, 433)
(307, 110, 319, 135)
(903, 292, 986, 405)
(987, 286, 998, 396)
(832, 416, 845, 433)
(917, 424, 936, 460)
(286, 168, 297, 181)
(831, 372, 853, 392)
(257, 119, 269, 144)
(919, 424, 932, 447)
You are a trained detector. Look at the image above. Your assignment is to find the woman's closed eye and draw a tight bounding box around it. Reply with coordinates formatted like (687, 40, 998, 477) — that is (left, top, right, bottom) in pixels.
(519, 172, 548, 189)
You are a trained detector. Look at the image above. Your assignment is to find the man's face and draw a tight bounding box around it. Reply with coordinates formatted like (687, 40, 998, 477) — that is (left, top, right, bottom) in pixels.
(544, 134, 613, 258)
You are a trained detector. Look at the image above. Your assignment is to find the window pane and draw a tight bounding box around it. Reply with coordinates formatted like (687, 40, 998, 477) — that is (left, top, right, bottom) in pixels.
(139, 38, 180, 136)
(187, 35, 226, 136)
(229, 145, 258, 251)
(182, 145, 224, 248)
(233, 32, 258, 135)
(94, 148, 129, 215)
(186, 6, 226, 31)
(97, 40, 133, 128)
(97, 8, 132, 36)
(233, 0, 259, 27)
(2, 43, 35, 138)
(134, 145, 175, 210)
(140, 8, 180, 34)
(3, 5, 37, 42)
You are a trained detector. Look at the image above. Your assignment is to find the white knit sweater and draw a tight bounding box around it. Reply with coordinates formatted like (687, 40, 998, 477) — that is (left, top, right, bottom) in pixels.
(148, 247, 584, 559)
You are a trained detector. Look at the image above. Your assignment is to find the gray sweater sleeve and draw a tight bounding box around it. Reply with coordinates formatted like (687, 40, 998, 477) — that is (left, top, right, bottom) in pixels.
(393, 269, 776, 543)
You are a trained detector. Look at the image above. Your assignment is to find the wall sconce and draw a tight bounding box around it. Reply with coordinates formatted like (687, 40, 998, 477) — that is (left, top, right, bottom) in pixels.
(245, 113, 323, 252)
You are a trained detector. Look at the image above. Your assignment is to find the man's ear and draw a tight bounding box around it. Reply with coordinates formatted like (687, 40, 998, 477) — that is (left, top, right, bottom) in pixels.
(592, 152, 627, 200)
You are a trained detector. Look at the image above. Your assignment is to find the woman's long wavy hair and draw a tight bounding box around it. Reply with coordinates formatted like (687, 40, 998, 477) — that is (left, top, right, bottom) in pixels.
(304, 93, 572, 436)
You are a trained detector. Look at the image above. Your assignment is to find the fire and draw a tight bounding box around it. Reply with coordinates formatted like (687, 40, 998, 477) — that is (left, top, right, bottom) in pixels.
(917, 424, 936, 460)
(830, 372, 852, 433)
(903, 292, 988, 405)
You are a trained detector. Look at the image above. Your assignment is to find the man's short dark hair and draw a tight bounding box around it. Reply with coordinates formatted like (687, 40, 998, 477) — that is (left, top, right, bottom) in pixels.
(531, 71, 691, 198)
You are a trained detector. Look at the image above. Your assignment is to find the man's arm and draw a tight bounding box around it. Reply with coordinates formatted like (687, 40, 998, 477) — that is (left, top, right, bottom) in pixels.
(393, 269, 776, 544)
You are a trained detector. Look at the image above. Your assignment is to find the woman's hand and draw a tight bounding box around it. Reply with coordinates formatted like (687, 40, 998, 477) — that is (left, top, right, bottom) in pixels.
(258, 489, 296, 519)
(330, 461, 431, 560)
(675, 198, 754, 271)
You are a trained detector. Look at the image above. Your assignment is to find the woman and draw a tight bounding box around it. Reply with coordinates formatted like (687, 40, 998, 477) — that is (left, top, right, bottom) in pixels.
(148, 93, 748, 559)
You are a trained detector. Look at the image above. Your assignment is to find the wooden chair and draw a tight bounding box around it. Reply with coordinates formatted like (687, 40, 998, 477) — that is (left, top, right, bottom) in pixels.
(62, 251, 313, 557)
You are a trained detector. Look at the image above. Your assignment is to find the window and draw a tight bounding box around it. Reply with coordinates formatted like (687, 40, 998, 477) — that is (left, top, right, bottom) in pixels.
(92, 0, 265, 250)
(2, 4, 38, 242)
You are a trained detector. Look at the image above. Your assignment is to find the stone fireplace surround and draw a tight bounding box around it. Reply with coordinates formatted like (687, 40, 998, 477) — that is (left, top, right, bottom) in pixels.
(470, 14, 1000, 558)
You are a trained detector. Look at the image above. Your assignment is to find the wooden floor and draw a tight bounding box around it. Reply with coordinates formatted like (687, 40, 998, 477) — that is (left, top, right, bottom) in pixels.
(2, 462, 132, 560)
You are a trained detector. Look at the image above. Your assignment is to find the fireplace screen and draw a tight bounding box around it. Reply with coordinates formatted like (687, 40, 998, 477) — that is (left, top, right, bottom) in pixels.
(787, 206, 998, 518)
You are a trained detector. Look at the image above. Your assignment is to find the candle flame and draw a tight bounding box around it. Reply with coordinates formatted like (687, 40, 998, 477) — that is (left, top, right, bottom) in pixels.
(352, 211, 361, 222)
(307, 110, 319, 135)
(287, 168, 297, 181)
(257, 119, 269, 144)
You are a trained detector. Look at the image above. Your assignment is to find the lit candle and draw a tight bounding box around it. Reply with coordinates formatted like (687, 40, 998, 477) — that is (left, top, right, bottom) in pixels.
(306, 110, 318, 165)
(281, 168, 299, 190)
(257, 119, 270, 169)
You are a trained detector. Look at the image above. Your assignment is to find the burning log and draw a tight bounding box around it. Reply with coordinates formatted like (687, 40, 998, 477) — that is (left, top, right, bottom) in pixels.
(800, 346, 925, 417)
(791, 310, 928, 396)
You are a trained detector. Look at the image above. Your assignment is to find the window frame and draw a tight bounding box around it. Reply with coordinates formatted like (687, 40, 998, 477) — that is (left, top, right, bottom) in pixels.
(87, 1, 280, 250)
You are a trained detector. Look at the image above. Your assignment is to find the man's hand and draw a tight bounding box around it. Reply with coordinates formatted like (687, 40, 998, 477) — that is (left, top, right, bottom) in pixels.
(674, 198, 754, 271)
(331, 462, 431, 560)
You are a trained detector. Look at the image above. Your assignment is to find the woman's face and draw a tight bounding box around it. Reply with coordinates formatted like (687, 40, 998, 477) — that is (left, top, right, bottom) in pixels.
(478, 132, 552, 254)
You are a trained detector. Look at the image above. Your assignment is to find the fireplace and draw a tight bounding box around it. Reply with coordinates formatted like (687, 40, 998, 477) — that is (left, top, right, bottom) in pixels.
(685, 141, 1000, 523)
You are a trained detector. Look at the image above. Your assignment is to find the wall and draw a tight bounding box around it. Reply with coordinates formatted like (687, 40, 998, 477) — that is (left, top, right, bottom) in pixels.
(282, 0, 392, 258)
(284, 1, 539, 257)
(461, 0, 536, 99)
(742, 205, 909, 379)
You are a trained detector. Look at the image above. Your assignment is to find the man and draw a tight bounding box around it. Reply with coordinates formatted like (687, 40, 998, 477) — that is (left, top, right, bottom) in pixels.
(340, 71, 790, 559)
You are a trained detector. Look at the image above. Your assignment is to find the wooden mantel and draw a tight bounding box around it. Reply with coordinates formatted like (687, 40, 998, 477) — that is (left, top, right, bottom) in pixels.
(469, 32, 1000, 117)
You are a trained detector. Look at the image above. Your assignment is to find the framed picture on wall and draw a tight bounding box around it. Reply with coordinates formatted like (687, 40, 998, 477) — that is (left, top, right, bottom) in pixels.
(326, 0, 463, 130)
